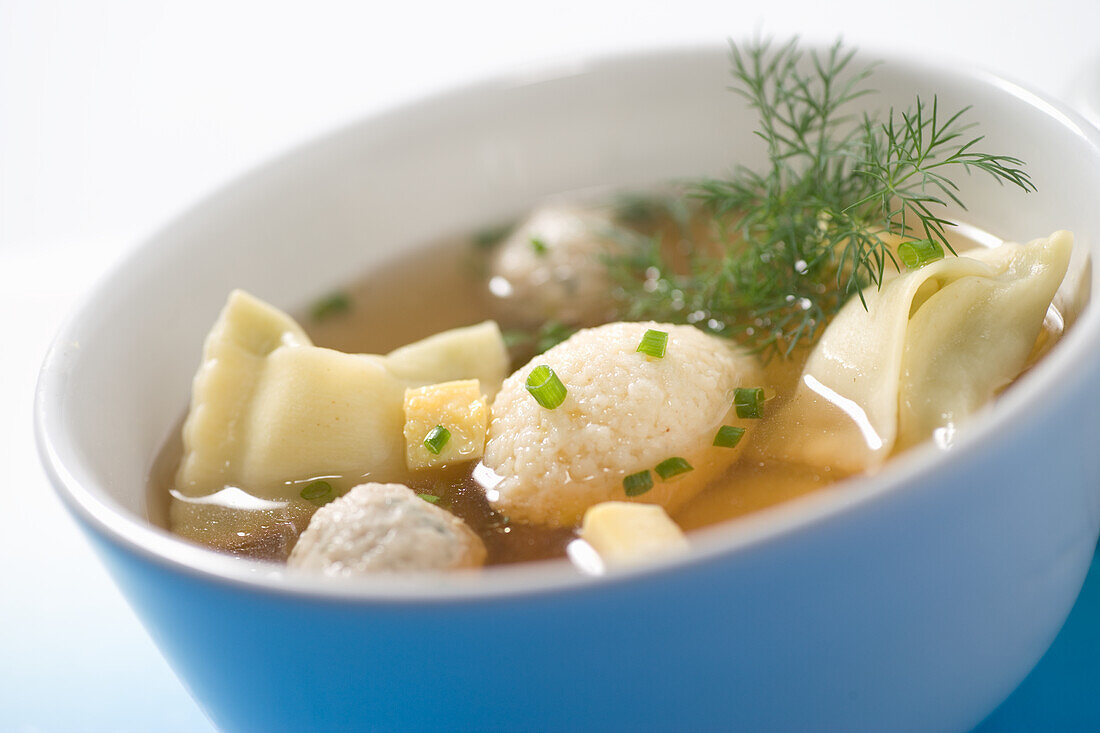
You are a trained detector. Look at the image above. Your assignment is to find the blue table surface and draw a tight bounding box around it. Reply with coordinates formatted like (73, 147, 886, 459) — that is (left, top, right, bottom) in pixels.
(975, 540, 1100, 732)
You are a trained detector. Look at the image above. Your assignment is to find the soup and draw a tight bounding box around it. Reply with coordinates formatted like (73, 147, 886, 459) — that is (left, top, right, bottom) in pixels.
(150, 208, 835, 565)
(150, 195, 1076, 571)
(150, 38, 1086, 576)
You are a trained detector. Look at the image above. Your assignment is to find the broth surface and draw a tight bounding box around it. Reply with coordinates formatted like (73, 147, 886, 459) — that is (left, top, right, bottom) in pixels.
(150, 211, 1059, 567)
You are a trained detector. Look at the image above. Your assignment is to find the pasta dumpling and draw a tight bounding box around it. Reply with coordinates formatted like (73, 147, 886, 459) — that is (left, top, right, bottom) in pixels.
(175, 290, 508, 500)
(759, 231, 1074, 472)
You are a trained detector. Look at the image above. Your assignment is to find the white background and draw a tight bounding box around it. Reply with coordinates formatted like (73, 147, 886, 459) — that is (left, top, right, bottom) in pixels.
(3, 1, 1098, 730)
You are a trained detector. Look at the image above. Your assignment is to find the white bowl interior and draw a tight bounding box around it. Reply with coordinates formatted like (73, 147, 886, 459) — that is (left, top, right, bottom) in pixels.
(38, 45, 1100, 592)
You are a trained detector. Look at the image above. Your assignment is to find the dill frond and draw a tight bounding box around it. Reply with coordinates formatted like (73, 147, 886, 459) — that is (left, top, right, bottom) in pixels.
(607, 37, 1034, 359)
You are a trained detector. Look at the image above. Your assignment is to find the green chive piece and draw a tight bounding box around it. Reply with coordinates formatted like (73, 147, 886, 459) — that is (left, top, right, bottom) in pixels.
(535, 321, 574, 353)
(897, 239, 945, 270)
(423, 425, 451, 455)
(623, 470, 654, 497)
(734, 387, 765, 419)
(501, 329, 529, 349)
(310, 291, 351, 321)
(417, 493, 441, 504)
(473, 222, 512, 249)
(300, 480, 335, 505)
(526, 365, 567, 409)
(615, 196, 660, 226)
(713, 425, 747, 448)
(655, 457, 693, 481)
(636, 328, 669, 359)
(530, 236, 549, 255)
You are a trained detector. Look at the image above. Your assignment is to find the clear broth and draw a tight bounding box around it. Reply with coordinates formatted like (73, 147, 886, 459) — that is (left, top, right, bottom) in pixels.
(149, 214, 1052, 566)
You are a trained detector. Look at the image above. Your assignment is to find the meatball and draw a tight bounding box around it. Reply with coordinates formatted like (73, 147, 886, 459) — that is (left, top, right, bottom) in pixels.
(288, 483, 486, 574)
(489, 205, 619, 326)
(484, 322, 764, 527)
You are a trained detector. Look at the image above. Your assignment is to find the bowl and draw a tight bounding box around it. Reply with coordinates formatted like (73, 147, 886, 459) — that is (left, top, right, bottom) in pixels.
(35, 44, 1100, 732)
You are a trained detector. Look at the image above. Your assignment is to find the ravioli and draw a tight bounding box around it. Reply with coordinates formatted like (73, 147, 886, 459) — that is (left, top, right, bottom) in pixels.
(174, 290, 508, 500)
(759, 231, 1075, 471)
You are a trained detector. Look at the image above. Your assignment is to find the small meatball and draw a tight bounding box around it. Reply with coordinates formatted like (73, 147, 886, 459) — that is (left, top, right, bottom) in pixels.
(489, 205, 619, 326)
(288, 483, 486, 574)
(484, 322, 764, 527)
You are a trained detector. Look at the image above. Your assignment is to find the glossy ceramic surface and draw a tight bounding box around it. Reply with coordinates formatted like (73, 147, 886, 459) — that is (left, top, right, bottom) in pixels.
(36, 45, 1100, 732)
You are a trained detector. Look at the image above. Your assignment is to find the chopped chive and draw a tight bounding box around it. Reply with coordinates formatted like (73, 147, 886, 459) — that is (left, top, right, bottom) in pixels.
(530, 236, 549, 256)
(504, 322, 576, 354)
(300, 480, 335, 505)
(655, 457, 693, 481)
(310, 291, 351, 321)
(713, 425, 747, 448)
(535, 321, 575, 353)
(615, 195, 661, 226)
(502, 329, 529, 349)
(472, 222, 513, 249)
(734, 387, 765, 419)
(526, 365, 567, 409)
(897, 238, 945, 270)
(417, 493, 441, 504)
(623, 470, 654, 497)
(423, 425, 451, 455)
(636, 328, 669, 358)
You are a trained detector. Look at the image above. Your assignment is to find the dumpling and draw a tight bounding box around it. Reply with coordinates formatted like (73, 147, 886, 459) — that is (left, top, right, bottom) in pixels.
(288, 483, 487, 574)
(175, 290, 311, 499)
(488, 205, 620, 327)
(385, 322, 510, 399)
(484, 322, 764, 527)
(175, 291, 508, 500)
(1051, 235, 1092, 330)
(232, 346, 407, 495)
(897, 233, 1074, 450)
(758, 231, 1074, 471)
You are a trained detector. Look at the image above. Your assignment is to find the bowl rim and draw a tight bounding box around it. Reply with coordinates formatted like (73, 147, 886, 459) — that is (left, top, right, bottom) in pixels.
(34, 40, 1100, 604)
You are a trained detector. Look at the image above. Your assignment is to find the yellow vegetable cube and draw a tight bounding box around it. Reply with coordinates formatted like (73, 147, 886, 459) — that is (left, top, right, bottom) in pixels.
(403, 379, 488, 470)
(581, 501, 689, 568)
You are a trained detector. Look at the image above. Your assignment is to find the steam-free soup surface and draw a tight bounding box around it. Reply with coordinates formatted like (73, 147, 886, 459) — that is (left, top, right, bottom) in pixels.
(152, 37, 1079, 573)
(153, 211, 1053, 567)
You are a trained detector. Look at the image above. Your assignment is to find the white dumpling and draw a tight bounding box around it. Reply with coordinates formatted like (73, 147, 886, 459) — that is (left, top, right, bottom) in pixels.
(175, 291, 508, 500)
(288, 483, 487, 574)
(759, 231, 1074, 472)
(175, 291, 311, 498)
(1051, 236, 1092, 330)
(485, 322, 764, 527)
(489, 205, 620, 326)
(236, 346, 407, 494)
(385, 320, 509, 399)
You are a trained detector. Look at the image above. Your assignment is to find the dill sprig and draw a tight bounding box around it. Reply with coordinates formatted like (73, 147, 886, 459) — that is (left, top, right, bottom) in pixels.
(608, 37, 1034, 358)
